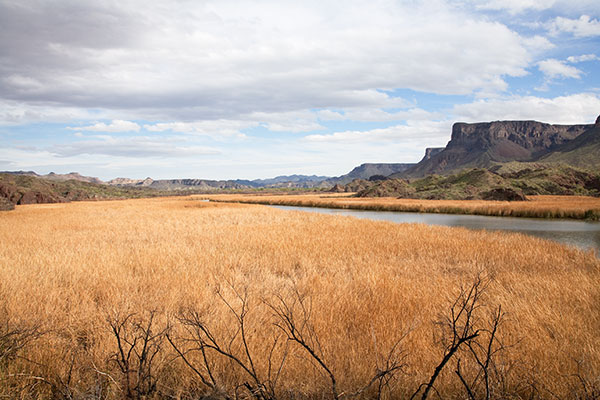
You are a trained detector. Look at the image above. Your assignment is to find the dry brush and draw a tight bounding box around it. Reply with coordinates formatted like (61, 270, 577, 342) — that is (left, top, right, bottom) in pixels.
(0, 197, 598, 398)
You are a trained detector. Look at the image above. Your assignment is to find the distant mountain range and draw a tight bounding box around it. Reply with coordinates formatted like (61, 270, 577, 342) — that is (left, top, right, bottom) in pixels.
(2, 115, 598, 209)
(104, 165, 416, 190)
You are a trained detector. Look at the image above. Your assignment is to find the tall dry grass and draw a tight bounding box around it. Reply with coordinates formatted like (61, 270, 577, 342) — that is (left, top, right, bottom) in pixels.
(0, 197, 598, 399)
(203, 193, 600, 220)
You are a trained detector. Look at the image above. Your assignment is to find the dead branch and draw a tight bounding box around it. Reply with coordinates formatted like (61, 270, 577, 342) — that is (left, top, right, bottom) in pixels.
(107, 310, 168, 399)
(411, 275, 489, 400)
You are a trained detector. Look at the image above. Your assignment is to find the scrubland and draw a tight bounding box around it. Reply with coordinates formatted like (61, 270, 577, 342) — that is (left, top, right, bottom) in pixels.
(0, 197, 598, 399)
(204, 193, 600, 220)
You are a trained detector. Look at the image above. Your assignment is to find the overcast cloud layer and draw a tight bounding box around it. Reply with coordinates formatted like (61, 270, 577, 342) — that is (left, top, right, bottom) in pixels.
(0, 0, 599, 179)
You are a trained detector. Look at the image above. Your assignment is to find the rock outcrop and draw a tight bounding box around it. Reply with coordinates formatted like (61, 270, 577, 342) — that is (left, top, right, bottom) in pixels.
(0, 196, 14, 211)
(330, 184, 346, 193)
(356, 179, 416, 198)
(17, 190, 65, 205)
(538, 115, 600, 169)
(481, 188, 526, 201)
(421, 147, 444, 161)
(401, 119, 594, 177)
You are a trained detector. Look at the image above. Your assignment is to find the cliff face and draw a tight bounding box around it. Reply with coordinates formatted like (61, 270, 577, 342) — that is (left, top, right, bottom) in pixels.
(404, 119, 594, 177)
(421, 147, 444, 161)
(539, 118, 600, 169)
(448, 121, 589, 156)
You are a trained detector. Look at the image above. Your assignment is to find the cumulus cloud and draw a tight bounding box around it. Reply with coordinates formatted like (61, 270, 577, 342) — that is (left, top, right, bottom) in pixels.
(144, 120, 254, 138)
(473, 0, 600, 15)
(0, 100, 113, 125)
(316, 108, 442, 123)
(304, 120, 451, 145)
(1, 0, 598, 180)
(549, 15, 600, 37)
(51, 136, 220, 158)
(566, 54, 599, 63)
(537, 59, 583, 80)
(475, 0, 556, 14)
(246, 111, 325, 133)
(69, 120, 141, 133)
(0, 0, 539, 121)
(521, 36, 555, 54)
(452, 93, 600, 124)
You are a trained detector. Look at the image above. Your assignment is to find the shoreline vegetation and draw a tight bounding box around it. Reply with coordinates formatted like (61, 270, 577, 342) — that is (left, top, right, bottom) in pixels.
(201, 193, 600, 221)
(0, 197, 598, 399)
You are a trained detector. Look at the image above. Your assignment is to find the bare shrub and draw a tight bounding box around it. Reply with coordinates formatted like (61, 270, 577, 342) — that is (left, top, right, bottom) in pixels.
(167, 283, 284, 400)
(266, 286, 408, 400)
(107, 310, 168, 399)
(412, 275, 510, 400)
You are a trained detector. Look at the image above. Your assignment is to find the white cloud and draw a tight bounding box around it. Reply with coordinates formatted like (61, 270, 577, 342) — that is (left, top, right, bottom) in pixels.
(144, 120, 254, 138)
(51, 135, 220, 158)
(0, 100, 114, 125)
(452, 93, 600, 125)
(248, 111, 325, 133)
(475, 0, 556, 14)
(0, 0, 539, 121)
(549, 15, 600, 37)
(69, 120, 141, 133)
(317, 108, 442, 123)
(537, 59, 582, 80)
(304, 120, 451, 145)
(567, 54, 599, 63)
(521, 36, 555, 53)
(473, 0, 600, 15)
(2, 0, 599, 181)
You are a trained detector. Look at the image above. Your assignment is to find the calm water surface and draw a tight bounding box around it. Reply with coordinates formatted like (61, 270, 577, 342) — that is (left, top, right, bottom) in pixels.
(271, 205, 600, 254)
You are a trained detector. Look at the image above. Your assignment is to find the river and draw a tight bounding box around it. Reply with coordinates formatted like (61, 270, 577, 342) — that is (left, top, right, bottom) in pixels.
(270, 205, 600, 253)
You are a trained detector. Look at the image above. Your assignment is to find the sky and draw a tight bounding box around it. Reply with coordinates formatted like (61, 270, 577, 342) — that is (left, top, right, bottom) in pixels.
(0, 0, 599, 180)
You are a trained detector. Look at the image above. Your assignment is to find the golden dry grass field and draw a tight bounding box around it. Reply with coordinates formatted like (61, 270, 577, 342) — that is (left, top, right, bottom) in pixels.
(0, 196, 598, 399)
(203, 193, 600, 220)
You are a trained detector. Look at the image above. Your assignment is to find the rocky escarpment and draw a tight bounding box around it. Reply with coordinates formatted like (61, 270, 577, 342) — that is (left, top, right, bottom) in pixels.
(0, 176, 69, 207)
(401, 119, 594, 177)
(538, 115, 600, 169)
(420, 147, 444, 161)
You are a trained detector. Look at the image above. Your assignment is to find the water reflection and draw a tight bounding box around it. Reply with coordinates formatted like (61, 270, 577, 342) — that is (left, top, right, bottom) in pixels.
(271, 205, 600, 253)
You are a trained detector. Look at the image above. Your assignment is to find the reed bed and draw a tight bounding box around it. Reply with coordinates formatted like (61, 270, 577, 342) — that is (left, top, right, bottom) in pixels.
(202, 193, 600, 220)
(0, 197, 598, 399)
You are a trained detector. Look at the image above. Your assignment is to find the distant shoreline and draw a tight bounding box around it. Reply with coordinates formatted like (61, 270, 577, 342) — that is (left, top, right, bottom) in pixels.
(202, 193, 600, 221)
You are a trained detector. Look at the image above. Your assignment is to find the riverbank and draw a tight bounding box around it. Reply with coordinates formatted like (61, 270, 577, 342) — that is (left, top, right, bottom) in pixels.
(201, 193, 600, 220)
